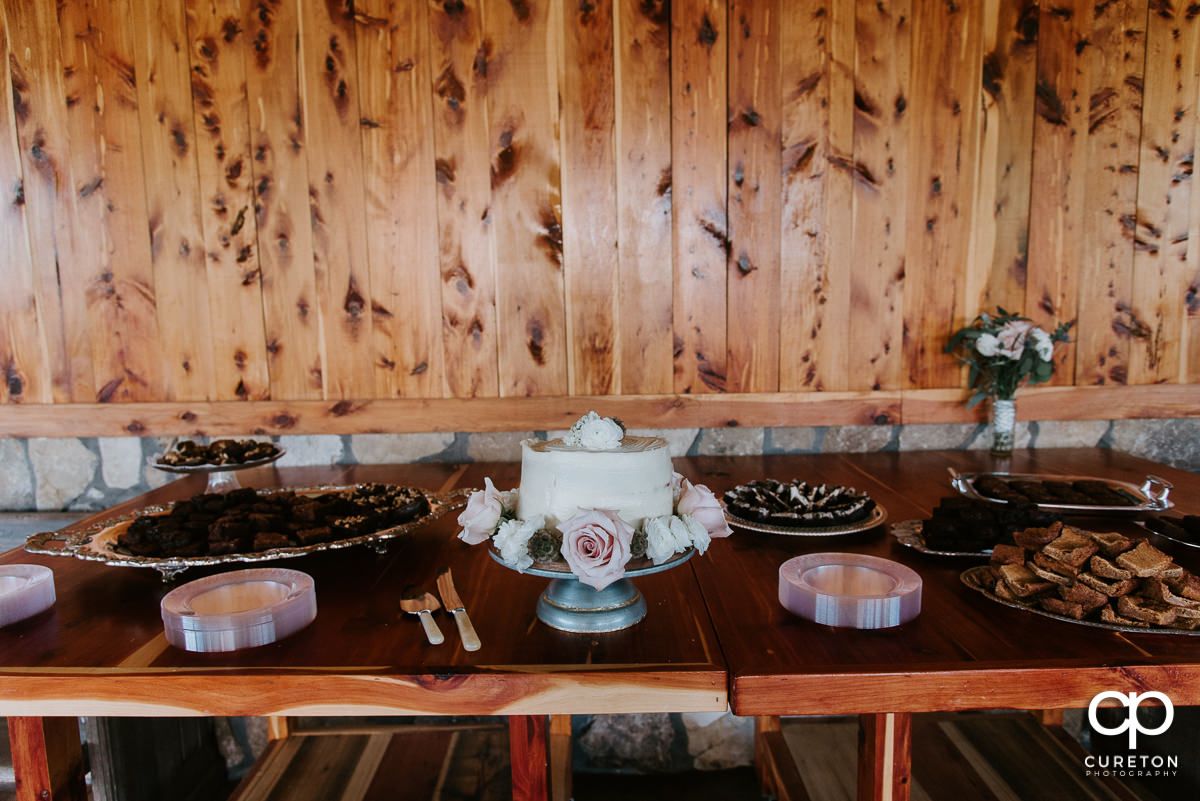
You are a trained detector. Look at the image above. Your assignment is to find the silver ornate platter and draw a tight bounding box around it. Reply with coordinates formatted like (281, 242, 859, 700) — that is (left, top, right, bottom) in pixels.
(890, 519, 991, 557)
(960, 566, 1199, 636)
(1137, 516, 1200, 550)
(725, 504, 887, 537)
(25, 486, 470, 581)
(948, 468, 1172, 514)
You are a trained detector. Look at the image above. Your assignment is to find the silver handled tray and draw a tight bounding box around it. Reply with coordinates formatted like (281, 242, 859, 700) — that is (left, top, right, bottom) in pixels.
(948, 468, 1172, 514)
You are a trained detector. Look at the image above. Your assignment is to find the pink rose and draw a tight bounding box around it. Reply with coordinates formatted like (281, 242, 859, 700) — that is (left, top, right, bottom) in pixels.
(558, 509, 634, 590)
(457, 477, 504, 545)
(676, 478, 732, 538)
(995, 320, 1033, 360)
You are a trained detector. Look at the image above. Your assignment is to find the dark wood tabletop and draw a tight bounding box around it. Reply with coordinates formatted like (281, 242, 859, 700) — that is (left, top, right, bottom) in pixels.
(681, 448, 1200, 717)
(0, 460, 725, 718)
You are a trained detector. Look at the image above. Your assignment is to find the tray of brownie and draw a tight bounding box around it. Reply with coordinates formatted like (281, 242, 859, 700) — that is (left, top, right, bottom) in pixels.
(948, 468, 1172, 514)
(961, 522, 1200, 634)
(891, 496, 1060, 557)
(723, 479, 886, 536)
(25, 485, 470, 580)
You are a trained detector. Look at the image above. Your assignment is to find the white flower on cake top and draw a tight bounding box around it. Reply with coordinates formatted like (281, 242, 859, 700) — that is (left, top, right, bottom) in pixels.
(456, 412, 732, 590)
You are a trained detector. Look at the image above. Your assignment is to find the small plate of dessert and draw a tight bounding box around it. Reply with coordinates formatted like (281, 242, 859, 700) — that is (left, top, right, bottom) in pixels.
(723, 479, 886, 536)
(961, 522, 1200, 634)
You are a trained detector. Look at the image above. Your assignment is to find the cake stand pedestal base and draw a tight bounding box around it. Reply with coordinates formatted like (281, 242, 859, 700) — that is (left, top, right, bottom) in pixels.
(536, 577, 646, 633)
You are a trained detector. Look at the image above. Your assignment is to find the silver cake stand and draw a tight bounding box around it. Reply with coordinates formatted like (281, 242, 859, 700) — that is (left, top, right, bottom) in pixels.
(489, 548, 694, 633)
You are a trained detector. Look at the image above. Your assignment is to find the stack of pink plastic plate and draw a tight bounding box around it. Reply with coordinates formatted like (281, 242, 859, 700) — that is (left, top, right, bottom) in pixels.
(778, 553, 921, 629)
(0, 565, 56, 627)
(161, 567, 316, 652)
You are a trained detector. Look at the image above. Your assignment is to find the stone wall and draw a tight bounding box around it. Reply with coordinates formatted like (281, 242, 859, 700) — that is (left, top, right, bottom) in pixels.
(1, 417, 1197, 513)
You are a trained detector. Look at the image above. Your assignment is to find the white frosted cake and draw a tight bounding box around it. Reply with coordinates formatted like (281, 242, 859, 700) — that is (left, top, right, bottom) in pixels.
(516, 434, 674, 529)
(456, 411, 730, 590)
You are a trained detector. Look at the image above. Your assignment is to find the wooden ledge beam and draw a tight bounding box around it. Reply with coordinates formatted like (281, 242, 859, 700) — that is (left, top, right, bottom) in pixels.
(0, 384, 1195, 438)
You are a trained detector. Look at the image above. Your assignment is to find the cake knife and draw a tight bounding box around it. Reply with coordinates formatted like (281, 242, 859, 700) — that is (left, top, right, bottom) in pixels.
(436, 567, 481, 651)
(400, 587, 444, 645)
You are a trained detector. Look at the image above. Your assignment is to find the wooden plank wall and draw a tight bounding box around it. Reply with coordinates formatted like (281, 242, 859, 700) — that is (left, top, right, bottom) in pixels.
(1, 0, 1198, 436)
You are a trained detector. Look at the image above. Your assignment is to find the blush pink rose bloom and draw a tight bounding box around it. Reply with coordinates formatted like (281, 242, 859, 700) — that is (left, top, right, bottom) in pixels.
(558, 509, 634, 590)
(676, 478, 732, 538)
(995, 320, 1033, 360)
(457, 477, 505, 545)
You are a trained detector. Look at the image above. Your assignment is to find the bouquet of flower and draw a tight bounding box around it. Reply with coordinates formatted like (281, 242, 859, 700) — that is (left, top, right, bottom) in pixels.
(944, 308, 1073, 408)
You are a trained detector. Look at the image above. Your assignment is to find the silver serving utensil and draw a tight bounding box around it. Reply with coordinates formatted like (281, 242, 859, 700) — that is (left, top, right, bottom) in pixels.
(400, 586, 444, 645)
(436, 567, 481, 651)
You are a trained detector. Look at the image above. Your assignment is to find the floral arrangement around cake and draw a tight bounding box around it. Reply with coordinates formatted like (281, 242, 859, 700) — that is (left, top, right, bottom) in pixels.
(456, 413, 732, 591)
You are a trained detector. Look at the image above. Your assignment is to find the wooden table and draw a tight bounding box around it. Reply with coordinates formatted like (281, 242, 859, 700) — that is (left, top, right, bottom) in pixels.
(685, 448, 1200, 801)
(0, 461, 726, 801)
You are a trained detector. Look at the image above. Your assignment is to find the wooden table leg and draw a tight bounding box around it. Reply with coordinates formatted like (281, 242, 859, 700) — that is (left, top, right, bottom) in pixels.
(857, 712, 911, 801)
(547, 715, 572, 801)
(508, 715, 549, 801)
(8, 717, 87, 801)
(754, 716, 810, 801)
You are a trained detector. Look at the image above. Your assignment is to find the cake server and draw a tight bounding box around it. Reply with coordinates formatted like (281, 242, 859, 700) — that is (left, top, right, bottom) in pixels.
(436, 567, 481, 651)
(400, 587, 444, 645)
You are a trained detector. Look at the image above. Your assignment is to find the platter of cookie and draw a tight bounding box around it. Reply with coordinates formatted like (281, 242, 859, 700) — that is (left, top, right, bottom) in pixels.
(961, 521, 1200, 634)
(723, 479, 886, 536)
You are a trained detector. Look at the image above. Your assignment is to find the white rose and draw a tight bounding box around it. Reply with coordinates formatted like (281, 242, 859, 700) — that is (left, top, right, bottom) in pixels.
(643, 516, 680, 565)
(564, 411, 624, 449)
(1030, 327, 1053, 361)
(975, 333, 1000, 357)
(679, 514, 711, 555)
(494, 515, 544, 572)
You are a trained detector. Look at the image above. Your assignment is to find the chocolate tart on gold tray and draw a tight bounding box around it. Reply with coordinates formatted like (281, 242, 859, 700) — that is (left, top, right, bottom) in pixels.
(26, 486, 469, 581)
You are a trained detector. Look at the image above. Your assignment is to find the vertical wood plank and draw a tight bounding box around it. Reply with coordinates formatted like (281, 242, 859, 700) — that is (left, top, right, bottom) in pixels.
(8, 717, 87, 801)
(245, 0, 323, 400)
(0, 9, 51, 404)
(297, 0, 374, 398)
(130, 0, 217, 403)
(429, 0, 500, 398)
(849, 0, 910, 393)
(779, 0, 829, 392)
(856, 712, 911, 801)
(902, 0, 982, 389)
(726, 0, 780, 394)
(1026, 0, 1092, 385)
(6, 0, 95, 403)
(185, 0, 272, 400)
(1076, 0, 1146, 387)
(88, 0, 169, 401)
(355, 0, 444, 398)
(484, 0, 567, 397)
(812, 0, 855, 393)
(671, 0, 727, 394)
(547, 714, 572, 801)
(1129, 2, 1199, 384)
(561, 0, 618, 395)
(967, 0, 1037, 316)
(614, 0, 673, 395)
(508, 715, 549, 801)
